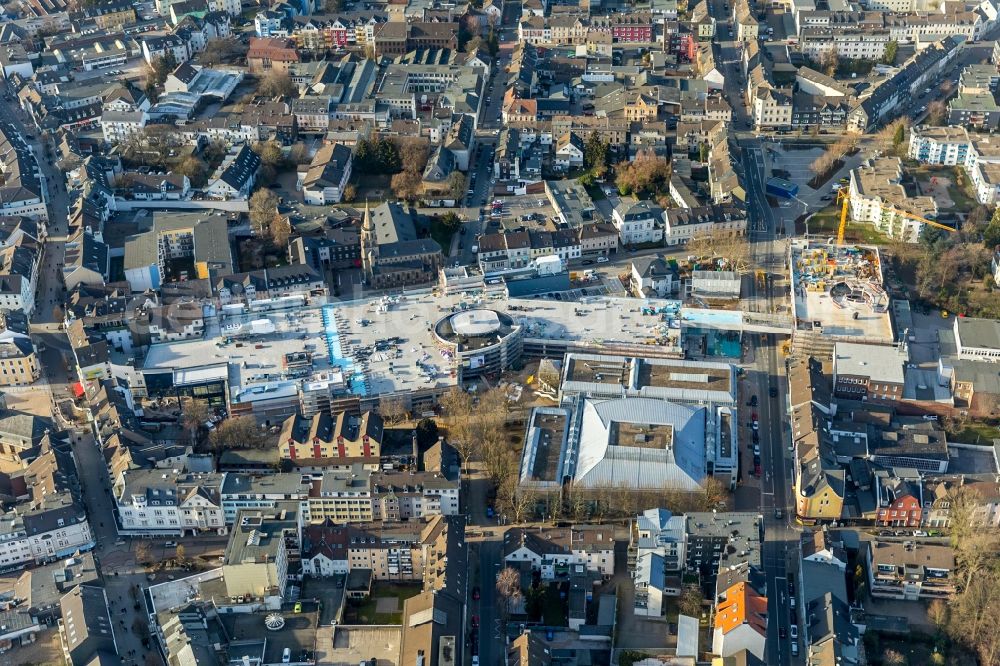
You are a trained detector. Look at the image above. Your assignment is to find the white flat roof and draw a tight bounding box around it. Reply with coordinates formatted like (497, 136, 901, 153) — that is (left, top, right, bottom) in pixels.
(450, 309, 501, 336)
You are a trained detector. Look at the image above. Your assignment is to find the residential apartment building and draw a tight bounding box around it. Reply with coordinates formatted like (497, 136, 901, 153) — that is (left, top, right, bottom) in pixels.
(0, 125, 47, 222)
(848, 157, 938, 242)
(279, 410, 383, 462)
(305, 460, 459, 524)
(612, 200, 665, 246)
(663, 204, 746, 246)
(220, 473, 312, 523)
(0, 317, 40, 386)
(298, 142, 352, 205)
(712, 582, 767, 660)
(0, 238, 38, 315)
(71, 0, 135, 30)
(629, 508, 686, 617)
(114, 469, 226, 536)
(0, 444, 94, 569)
(864, 540, 955, 601)
(503, 526, 617, 580)
(302, 515, 462, 583)
(247, 36, 300, 74)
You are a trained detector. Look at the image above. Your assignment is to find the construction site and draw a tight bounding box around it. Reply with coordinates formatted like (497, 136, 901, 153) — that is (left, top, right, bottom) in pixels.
(790, 241, 896, 350)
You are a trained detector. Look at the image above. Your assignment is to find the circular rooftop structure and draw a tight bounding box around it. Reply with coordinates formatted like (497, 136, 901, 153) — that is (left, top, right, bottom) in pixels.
(433, 308, 521, 360)
(265, 614, 285, 631)
(450, 309, 502, 337)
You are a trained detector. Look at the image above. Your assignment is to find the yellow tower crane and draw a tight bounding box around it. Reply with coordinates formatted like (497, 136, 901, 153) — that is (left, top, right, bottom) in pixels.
(836, 188, 957, 244)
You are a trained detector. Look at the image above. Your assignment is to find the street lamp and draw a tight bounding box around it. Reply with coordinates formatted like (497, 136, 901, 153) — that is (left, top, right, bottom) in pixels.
(790, 195, 811, 236)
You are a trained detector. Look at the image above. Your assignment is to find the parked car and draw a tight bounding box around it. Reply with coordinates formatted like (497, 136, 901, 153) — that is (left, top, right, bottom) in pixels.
(597, 256, 609, 263)
(769, 387, 778, 398)
(790, 625, 798, 640)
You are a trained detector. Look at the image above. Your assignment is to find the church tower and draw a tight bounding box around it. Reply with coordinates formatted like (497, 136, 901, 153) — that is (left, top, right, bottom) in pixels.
(360, 200, 375, 281)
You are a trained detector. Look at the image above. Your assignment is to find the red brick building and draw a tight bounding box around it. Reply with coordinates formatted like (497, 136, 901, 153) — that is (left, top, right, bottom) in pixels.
(591, 13, 653, 43)
(875, 473, 924, 527)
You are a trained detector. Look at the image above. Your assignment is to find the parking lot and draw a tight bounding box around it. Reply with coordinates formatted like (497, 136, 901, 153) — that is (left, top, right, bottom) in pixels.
(486, 193, 559, 232)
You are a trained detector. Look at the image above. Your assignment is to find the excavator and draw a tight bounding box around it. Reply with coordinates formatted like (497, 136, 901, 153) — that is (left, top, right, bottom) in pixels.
(835, 188, 956, 245)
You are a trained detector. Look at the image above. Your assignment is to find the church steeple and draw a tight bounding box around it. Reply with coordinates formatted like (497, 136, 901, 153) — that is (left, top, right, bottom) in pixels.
(360, 200, 375, 280)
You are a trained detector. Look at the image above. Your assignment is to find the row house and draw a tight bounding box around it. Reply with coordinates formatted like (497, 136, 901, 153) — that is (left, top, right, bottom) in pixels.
(289, 12, 386, 51)
(301, 515, 461, 582)
(590, 13, 654, 43)
(477, 227, 587, 273)
(924, 478, 1000, 528)
(518, 15, 551, 45)
(549, 15, 588, 45)
(502, 526, 616, 580)
(0, 443, 94, 569)
(874, 471, 923, 527)
(527, 229, 581, 263)
(279, 409, 383, 463)
(847, 36, 962, 133)
(305, 457, 459, 524)
(663, 204, 747, 246)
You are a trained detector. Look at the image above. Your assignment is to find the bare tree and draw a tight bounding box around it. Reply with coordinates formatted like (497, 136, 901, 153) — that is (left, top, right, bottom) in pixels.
(496, 474, 533, 524)
(208, 416, 269, 451)
(175, 544, 186, 564)
(700, 476, 730, 511)
(563, 483, 590, 522)
(379, 395, 408, 425)
(928, 599, 949, 635)
(440, 388, 475, 474)
(256, 70, 296, 98)
(948, 484, 984, 547)
(817, 49, 839, 76)
(925, 100, 947, 126)
(390, 169, 422, 202)
(948, 568, 1000, 666)
(496, 567, 522, 627)
(882, 649, 907, 666)
(135, 541, 153, 566)
(269, 214, 291, 249)
(686, 229, 752, 273)
(678, 584, 704, 618)
(249, 189, 279, 237)
(181, 398, 209, 444)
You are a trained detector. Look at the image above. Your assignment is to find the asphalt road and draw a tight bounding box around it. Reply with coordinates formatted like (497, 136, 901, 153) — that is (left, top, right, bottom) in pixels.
(0, 76, 170, 666)
(472, 539, 503, 666)
(741, 130, 799, 665)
